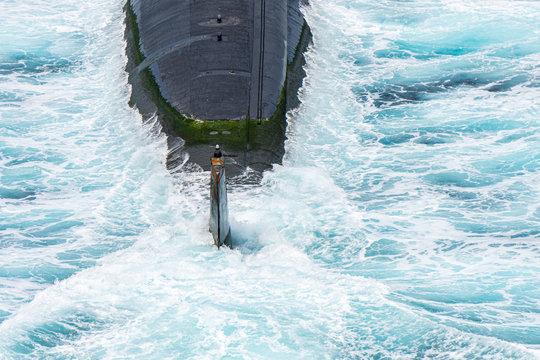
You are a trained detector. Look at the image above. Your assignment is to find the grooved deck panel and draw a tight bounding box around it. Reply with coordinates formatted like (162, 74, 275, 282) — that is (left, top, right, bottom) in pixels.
(131, 0, 305, 121)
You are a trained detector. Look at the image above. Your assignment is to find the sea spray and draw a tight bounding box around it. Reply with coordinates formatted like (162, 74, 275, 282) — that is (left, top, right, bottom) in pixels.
(0, 0, 538, 358)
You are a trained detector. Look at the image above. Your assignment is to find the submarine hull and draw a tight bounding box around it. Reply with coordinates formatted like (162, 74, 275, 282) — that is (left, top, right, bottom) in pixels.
(124, 0, 312, 175)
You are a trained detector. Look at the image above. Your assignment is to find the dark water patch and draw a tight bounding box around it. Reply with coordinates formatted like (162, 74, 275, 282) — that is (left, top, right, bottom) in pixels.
(0, 264, 76, 284)
(13, 75, 48, 87)
(0, 51, 77, 76)
(453, 221, 507, 235)
(486, 74, 529, 92)
(0, 58, 75, 76)
(373, 48, 413, 60)
(525, 155, 540, 172)
(378, 133, 415, 145)
(414, 135, 450, 145)
(490, 326, 540, 346)
(354, 73, 496, 107)
(496, 131, 535, 144)
(1, 166, 43, 186)
(0, 187, 36, 200)
(492, 221, 540, 238)
(100, 221, 147, 239)
(363, 109, 526, 140)
(0, 146, 67, 165)
(361, 129, 459, 152)
(339, 52, 372, 67)
(463, 119, 526, 133)
(5, 153, 67, 167)
(434, 119, 527, 136)
(356, 131, 379, 145)
(371, 10, 431, 27)
(2, 236, 66, 250)
(1, 147, 43, 160)
(11, 312, 106, 356)
(389, 292, 540, 344)
(0, 309, 10, 323)
(307, 243, 362, 266)
(56, 251, 94, 262)
(360, 106, 412, 125)
(458, 189, 527, 214)
(396, 286, 506, 305)
(424, 171, 498, 188)
(353, 68, 534, 108)
(375, 17, 536, 62)
(365, 239, 405, 257)
(473, 156, 536, 177)
(444, 190, 478, 200)
(376, 132, 454, 147)
(345, 176, 406, 198)
(503, 242, 531, 249)
(510, 230, 540, 239)
(80, 182, 112, 193)
(0, 91, 25, 103)
(369, 84, 426, 107)
(227, 230, 264, 255)
(394, 296, 451, 316)
(442, 73, 490, 88)
(0, 210, 75, 232)
(376, 40, 477, 60)
(0, 234, 19, 249)
(353, 56, 372, 67)
(25, 220, 84, 239)
(333, 300, 533, 359)
(490, 40, 540, 59)
(433, 239, 466, 252)
(81, 237, 139, 259)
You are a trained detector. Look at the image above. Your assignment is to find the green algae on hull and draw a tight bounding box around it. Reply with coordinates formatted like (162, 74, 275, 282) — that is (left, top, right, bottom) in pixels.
(125, 1, 252, 149)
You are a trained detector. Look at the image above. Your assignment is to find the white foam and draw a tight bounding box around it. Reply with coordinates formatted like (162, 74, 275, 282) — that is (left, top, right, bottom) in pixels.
(1, 0, 539, 357)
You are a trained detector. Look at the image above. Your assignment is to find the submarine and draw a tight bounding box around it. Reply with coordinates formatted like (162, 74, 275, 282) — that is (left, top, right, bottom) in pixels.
(123, 0, 312, 246)
(124, 0, 311, 174)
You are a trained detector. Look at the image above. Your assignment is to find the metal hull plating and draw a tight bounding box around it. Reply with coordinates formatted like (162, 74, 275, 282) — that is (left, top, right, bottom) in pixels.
(125, 0, 312, 174)
(210, 160, 231, 248)
(129, 0, 295, 120)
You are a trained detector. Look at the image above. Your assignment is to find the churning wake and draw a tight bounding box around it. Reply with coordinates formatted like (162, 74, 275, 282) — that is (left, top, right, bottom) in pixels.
(0, 0, 539, 358)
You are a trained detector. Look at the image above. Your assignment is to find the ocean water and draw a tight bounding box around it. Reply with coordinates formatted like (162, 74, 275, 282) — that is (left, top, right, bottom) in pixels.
(0, 0, 539, 358)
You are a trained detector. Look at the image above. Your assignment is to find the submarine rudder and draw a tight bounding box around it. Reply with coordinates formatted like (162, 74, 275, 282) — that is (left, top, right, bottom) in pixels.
(209, 145, 231, 248)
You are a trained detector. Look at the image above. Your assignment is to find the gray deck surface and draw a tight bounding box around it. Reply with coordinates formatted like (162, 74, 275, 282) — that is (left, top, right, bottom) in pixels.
(131, 0, 306, 121)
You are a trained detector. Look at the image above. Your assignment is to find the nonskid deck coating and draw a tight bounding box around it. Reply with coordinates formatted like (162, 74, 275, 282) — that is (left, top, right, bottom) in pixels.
(130, 0, 294, 121)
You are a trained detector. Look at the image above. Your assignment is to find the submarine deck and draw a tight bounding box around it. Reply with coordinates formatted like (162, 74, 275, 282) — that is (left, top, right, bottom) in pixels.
(130, 0, 288, 121)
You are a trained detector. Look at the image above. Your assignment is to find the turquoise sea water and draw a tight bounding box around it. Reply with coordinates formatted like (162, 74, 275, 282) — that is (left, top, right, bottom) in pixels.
(1, 0, 539, 358)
